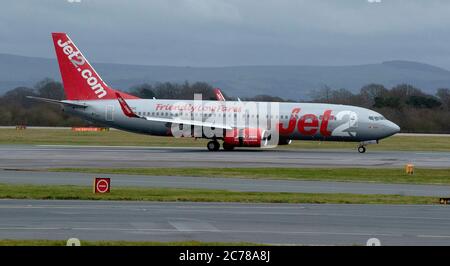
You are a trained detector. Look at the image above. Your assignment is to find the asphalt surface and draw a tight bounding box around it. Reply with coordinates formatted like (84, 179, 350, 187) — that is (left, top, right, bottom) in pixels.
(1, 169, 449, 197)
(1, 199, 450, 245)
(1, 145, 449, 245)
(1, 145, 450, 168)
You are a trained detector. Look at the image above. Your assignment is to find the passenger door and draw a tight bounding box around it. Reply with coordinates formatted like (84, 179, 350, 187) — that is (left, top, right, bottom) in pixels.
(105, 105, 114, 122)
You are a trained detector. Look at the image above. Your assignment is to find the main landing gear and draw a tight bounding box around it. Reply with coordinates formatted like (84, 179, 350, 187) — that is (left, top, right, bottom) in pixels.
(357, 145, 366, 154)
(207, 140, 220, 151)
(206, 140, 235, 151)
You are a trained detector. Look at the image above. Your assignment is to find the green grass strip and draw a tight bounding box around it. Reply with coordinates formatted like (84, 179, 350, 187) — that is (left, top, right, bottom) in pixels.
(0, 183, 439, 204)
(2, 128, 450, 151)
(50, 167, 450, 185)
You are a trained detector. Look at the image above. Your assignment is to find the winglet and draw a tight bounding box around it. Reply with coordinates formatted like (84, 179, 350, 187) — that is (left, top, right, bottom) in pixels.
(116, 92, 139, 118)
(214, 88, 226, 101)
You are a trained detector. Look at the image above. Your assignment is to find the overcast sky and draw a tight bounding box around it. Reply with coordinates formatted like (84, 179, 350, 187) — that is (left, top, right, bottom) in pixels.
(2, 0, 450, 68)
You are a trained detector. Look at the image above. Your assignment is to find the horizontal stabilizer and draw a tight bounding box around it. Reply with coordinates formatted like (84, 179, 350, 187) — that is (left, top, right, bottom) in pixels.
(26, 96, 87, 108)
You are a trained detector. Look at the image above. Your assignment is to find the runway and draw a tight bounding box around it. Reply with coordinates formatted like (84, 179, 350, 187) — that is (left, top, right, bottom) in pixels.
(1, 199, 450, 245)
(1, 145, 449, 245)
(1, 169, 449, 197)
(1, 145, 449, 169)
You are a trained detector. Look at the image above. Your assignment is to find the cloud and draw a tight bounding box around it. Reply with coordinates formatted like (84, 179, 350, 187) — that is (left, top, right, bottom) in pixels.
(1, 0, 450, 68)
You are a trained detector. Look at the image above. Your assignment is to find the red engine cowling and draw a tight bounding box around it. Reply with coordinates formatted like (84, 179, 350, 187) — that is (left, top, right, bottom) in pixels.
(223, 128, 269, 147)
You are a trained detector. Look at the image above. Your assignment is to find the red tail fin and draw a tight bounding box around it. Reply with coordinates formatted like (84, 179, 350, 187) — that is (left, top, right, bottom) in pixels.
(52, 33, 138, 100)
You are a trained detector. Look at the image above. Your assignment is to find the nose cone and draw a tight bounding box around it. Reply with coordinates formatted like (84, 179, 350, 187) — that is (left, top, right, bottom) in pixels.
(384, 120, 400, 136)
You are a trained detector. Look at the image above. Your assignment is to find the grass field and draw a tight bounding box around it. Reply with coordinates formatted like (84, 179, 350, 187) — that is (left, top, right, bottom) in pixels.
(0, 183, 438, 204)
(0, 239, 258, 246)
(52, 167, 450, 185)
(1, 128, 450, 151)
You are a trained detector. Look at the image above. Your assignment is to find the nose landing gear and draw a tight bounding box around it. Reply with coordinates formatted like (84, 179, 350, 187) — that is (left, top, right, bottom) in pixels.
(357, 140, 378, 153)
(357, 145, 366, 153)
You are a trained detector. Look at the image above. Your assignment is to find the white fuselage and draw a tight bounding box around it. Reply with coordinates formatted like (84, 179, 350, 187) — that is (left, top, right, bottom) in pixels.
(63, 99, 400, 143)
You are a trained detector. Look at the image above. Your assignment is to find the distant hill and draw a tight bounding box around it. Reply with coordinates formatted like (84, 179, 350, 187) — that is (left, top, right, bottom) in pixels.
(1, 53, 449, 100)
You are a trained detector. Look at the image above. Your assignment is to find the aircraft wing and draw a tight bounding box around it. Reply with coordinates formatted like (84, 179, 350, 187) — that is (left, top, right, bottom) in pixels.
(116, 93, 233, 130)
(140, 116, 232, 129)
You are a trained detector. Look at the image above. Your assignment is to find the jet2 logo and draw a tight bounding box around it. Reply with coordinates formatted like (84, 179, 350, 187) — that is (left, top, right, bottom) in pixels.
(279, 108, 358, 137)
(57, 39, 107, 98)
(332, 111, 358, 137)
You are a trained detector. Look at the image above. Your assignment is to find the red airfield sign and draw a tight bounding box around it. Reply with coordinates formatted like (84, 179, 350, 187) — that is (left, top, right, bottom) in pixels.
(93, 177, 110, 194)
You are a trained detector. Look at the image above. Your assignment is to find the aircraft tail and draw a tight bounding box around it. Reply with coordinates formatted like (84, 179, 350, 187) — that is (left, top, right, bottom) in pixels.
(51, 32, 138, 100)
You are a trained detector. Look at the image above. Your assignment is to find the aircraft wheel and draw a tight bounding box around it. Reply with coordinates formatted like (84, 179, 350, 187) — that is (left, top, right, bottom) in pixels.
(222, 143, 235, 151)
(358, 146, 366, 153)
(207, 140, 220, 151)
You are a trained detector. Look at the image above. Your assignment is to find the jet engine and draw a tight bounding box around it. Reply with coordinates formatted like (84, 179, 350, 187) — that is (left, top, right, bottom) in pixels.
(223, 128, 270, 147)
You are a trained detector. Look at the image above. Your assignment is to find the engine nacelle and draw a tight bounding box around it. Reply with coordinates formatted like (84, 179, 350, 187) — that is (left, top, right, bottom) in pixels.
(223, 128, 270, 147)
(278, 138, 292, 145)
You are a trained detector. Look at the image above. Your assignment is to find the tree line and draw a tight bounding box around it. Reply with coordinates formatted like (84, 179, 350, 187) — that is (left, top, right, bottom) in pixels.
(309, 84, 450, 133)
(0, 78, 449, 133)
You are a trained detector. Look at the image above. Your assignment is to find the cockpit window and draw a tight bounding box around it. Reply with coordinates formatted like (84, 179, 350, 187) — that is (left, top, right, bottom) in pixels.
(370, 115, 385, 121)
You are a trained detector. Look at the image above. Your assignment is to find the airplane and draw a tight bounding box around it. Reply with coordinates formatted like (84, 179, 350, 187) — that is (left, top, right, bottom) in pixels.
(28, 33, 400, 153)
